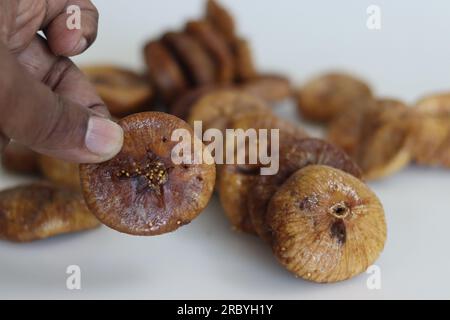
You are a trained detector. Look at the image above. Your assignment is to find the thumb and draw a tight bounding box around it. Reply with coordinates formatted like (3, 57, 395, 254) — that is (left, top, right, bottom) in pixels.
(0, 46, 123, 163)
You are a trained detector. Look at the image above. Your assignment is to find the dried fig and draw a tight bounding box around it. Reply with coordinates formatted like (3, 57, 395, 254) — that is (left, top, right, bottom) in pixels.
(241, 74, 292, 103)
(356, 99, 413, 180)
(297, 72, 372, 122)
(0, 184, 100, 242)
(144, 40, 188, 104)
(38, 155, 80, 190)
(80, 112, 216, 236)
(329, 98, 413, 179)
(185, 20, 234, 84)
(232, 38, 258, 82)
(169, 85, 223, 121)
(162, 32, 216, 86)
(415, 93, 450, 116)
(327, 107, 367, 158)
(267, 165, 386, 283)
(358, 119, 412, 180)
(218, 164, 258, 234)
(218, 113, 308, 233)
(188, 89, 270, 132)
(82, 65, 153, 117)
(410, 93, 450, 167)
(205, 0, 237, 45)
(248, 138, 362, 243)
(1, 142, 40, 175)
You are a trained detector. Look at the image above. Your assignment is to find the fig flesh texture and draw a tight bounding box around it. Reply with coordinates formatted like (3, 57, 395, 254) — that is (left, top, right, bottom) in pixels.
(82, 65, 153, 117)
(80, 112, 216, 236)
(267, 165, 386, 283)
(297, 72, 372, 122)
(0, 183, 100, 242)
(248, 138, 362, 243)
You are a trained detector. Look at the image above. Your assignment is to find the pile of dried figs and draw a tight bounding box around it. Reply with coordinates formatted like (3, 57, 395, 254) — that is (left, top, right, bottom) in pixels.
(0, 0, 448, 284)
(297, 72, 450, 180)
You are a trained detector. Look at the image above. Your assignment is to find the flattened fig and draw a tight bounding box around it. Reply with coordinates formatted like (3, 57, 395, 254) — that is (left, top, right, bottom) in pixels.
(410, 93, 450, 167)
(80, 112, 216, 236)
(248, 138, 362, 243)
(82, 65, 153, 117)
(205, 0, 237, 45)
(218, 113, 308, 234)
(162, 32, 216, 86)
(144, 40, 188, 104)
(185, 20, 234, 84)
(218, 164, 258, 234)
(329, 98, 413, 179)
(38, 155, 80, 190)
(0, 184, 100, 242)
(267, 165, 386, 283)
(359, 119, 412, 180)
(232, 38, 258, 82)
(188, 89, 270, 132)
(415, 92, 450, 116)
(241, 74, 292, 104)
(357, 99, 413, 180)
(297, 72, 372, 122)
(1, 142, 40, 175)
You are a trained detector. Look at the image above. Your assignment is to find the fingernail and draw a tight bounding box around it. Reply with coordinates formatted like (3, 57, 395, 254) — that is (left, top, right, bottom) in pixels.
(73, 37, 88, 54)
(85, 117, 124, 161)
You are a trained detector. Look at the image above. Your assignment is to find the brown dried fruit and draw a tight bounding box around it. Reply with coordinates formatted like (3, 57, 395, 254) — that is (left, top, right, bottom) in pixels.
(327, 106, 368, 158)
(232, 38, 258, 82)
(218, 113, 308, 233)
(169, 85, 224, 121)
(162, 32, 216, 86)
(357, 99, 413, 180)
(358, 120, 412, 180)
(297, 72, 372, 122)
(329, 98, 413, 180)
(267, 165, 386, 283)
(205, 0, 237, 45)
(80, 112, 216, 236)
(144, 40, 188, 104)
(218, 164, 259, 234)
(1, 142, 40, 175)
(82, 65, 153, 117)
(38, 155, 80, 190)
(410, 93, 450, 167)
(415, 93, 450, 116)
(0, 184, 100, 242)
(185, 20, 234, 84)
(241, 74, 292, 104)
(188, 89, 270, 132)
(248, 138, 362, 243)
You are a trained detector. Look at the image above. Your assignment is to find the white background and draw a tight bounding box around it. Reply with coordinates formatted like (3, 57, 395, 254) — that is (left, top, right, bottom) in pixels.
(1, 0, 450, 299)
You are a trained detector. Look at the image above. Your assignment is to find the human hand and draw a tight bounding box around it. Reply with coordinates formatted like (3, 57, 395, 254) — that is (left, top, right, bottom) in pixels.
(0, 0, 123, 163)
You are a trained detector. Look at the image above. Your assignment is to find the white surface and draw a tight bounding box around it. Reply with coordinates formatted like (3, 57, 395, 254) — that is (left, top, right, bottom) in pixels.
(1, 0, 450, 299)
